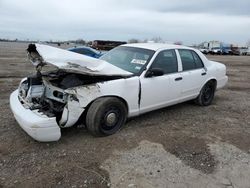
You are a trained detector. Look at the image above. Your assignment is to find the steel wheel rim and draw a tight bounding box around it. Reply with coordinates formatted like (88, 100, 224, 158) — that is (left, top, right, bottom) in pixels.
(203, 84, 214, 102)
(101, 107, 121, 131)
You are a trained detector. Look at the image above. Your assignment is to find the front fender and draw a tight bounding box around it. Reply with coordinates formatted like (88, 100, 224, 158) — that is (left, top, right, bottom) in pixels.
(65, 77, 140, 117)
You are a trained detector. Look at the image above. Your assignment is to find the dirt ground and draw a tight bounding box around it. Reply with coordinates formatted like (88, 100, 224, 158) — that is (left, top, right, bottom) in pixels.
(0, 42, 250, 188)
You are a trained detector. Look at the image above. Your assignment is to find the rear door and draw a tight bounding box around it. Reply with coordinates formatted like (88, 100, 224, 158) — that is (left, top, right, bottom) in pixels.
(177, 49, 207, 99)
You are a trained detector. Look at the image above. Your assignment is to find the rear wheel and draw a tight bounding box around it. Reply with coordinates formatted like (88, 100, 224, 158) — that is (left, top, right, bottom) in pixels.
(86, 97, 127, 136)
(195, 81, 216, 106)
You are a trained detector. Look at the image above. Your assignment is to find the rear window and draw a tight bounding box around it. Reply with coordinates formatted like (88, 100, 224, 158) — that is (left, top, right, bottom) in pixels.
(179, 49, 204, 71)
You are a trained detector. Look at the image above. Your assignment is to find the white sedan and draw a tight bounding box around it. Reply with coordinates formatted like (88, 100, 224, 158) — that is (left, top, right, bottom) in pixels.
(10, 43, 228, 142)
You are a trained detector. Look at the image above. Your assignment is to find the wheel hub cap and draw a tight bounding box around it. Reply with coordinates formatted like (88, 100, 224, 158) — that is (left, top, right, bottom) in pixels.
(105, 112, 117, 126)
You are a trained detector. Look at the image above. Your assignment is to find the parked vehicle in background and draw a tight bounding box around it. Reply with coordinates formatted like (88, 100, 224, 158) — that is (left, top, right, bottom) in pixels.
(199, 48, 209, 54)
(91, 40, 127, 51)
(10, 43, 228, 142)
(68, 46, 103, 58)
(239, 47, 248, 56)
(231, 45, 240, 56)
(221, 43, 232, 55)
(246, 47, 250, 56)
(208, 41, 221, 54)
(211, 47, 222, 55)
(198, 42, 209, 54)
(207, 41, 234, 55)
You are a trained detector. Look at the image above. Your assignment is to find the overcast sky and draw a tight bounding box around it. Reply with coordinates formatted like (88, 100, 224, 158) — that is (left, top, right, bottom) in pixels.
(0, 0, 249, 45)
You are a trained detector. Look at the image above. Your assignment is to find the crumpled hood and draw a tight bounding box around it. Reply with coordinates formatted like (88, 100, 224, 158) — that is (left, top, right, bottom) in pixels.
(27, 43, 133, 76)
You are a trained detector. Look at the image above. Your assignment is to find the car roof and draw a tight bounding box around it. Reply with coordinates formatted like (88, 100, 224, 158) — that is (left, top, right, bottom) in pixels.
(122, 43, 193, 51)
(68, 46, 91, 50)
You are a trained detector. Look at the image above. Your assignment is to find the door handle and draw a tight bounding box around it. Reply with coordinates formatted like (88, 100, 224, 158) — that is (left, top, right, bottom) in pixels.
(175, 77, 183, 81)
(201, 72, 207, 76)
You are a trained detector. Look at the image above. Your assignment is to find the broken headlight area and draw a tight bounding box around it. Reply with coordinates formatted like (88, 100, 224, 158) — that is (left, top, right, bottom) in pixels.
(18, 74, 68, 119)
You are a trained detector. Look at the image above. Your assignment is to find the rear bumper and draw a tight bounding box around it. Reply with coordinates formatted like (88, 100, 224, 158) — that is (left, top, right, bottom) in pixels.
(217, 76, 228, 89)
(10, 90, 61, 142)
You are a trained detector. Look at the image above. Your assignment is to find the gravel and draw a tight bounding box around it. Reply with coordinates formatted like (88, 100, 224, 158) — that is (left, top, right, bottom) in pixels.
(0, 42, 250, 187)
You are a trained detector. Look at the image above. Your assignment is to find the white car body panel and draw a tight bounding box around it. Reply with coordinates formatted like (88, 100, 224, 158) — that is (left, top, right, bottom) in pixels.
(10, 90, 61, 142)
(28, 43, 132, 76)
(140, 49, 183, 113)
(10, 43, 228, 142)
(65, 77, 141, 117)
(180, 69, 205, 98)
(140, 73, 183, 114)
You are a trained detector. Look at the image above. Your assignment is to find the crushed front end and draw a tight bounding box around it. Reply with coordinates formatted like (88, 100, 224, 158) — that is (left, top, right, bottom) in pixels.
(10, 43, 130, 142)
(10, 71, 85, 142)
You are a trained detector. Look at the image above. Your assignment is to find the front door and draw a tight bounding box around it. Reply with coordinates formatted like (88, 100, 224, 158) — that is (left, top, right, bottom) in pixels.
(140, 49, 182, 114)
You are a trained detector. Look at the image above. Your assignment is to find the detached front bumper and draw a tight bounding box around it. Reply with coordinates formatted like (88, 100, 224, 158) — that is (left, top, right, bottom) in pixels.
(10, 90, 61, 142)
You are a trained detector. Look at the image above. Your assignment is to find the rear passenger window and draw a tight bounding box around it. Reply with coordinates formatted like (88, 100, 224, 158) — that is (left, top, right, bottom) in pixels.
(179, 50, 204, 71)
(191, 51, 204, 68)
(151, 50, 178, 74)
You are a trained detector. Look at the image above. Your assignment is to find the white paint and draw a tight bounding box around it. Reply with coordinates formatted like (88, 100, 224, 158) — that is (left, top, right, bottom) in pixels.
(66, 77, 141, 117)
(131, 59, 147, 65)
(10, 43, 228, 141)
(10, 90, 61, 142)
(140, 73, 183, 114)
(59, 97, 84, 127)
(29, 43, 133, 76)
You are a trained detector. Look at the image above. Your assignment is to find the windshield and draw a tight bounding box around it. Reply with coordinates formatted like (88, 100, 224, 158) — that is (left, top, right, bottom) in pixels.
(100, 46, 155, 74)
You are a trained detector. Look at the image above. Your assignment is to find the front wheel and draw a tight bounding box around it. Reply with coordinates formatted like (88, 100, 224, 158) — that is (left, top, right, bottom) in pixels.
(86, 97, 127, 136)
(195, 81, 216, 106)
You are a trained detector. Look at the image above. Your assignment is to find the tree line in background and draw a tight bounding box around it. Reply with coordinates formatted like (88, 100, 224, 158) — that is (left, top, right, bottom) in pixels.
(1, 38, 250, 47)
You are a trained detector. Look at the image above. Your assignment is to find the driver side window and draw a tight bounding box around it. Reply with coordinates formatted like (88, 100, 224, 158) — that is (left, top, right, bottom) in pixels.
(150, 50, 178, 74)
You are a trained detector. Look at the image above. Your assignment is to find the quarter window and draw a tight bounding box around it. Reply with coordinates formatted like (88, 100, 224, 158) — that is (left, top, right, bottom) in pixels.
(179, 49, 204, 71)
(150, 50, 178, 74)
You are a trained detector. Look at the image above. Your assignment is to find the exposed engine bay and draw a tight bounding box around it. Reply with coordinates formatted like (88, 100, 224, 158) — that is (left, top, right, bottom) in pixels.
(18, 70, 122, 121)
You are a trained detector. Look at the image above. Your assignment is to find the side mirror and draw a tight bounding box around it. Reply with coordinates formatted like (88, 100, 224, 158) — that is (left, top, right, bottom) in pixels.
(145, 68, 164, 78)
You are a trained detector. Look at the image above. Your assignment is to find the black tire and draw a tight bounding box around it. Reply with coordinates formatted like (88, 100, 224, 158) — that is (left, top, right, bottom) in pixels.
(195, 81, 216, 106)
(86, 97, 127, 136)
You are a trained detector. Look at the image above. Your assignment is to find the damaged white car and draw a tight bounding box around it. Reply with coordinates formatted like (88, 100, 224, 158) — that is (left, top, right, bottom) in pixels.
(10, 43, 228, 142)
